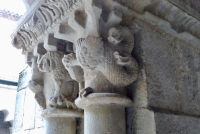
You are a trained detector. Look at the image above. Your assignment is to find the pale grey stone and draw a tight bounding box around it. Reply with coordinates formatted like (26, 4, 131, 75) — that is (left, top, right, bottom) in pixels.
(44, 34, 58, 51)
(155, 112, 200, 134)
(44, 118, 76, 134)
(25, 52, 33, 66)
(134, 21, 200, 115)
(37, 51, 79, 108)
(35, 103, 44, 128)
(168, 0, 200, 20)
(11, 0, 200, 134)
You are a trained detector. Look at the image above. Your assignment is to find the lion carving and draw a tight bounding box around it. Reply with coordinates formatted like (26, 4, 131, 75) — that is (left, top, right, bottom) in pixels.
(37, 51, 79, 108)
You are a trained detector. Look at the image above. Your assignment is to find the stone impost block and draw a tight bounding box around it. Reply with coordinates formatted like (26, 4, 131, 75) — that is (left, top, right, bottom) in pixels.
(33, 43, 47, 56)
(44, 34, 58, 51)
(25, 52, 33, 65)
(66, 42, 74, 53)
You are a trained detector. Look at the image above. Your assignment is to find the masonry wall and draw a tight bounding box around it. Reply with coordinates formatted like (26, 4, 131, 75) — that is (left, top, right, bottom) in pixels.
(126, 15, 200, 133)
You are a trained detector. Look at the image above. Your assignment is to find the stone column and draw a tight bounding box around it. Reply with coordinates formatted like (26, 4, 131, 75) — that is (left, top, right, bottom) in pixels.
(42, 108, 83, 134)
(29, 50, 84, 134)
(76, 93, 132, 134)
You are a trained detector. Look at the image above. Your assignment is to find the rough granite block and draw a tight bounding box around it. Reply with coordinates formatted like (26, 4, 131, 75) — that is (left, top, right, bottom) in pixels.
(134, 21, 200, 115)
(155, 112, 200, 134)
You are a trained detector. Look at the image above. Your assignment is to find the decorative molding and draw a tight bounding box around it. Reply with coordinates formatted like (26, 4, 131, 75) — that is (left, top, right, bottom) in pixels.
(168, 0, 200, 21)
(11, 0, 82, 54)
(11, 0, 200, 55)
(145, 0, 200, 40)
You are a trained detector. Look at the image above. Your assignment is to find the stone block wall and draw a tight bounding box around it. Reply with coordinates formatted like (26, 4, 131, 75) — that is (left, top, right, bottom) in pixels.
(126, 16, 200, 134)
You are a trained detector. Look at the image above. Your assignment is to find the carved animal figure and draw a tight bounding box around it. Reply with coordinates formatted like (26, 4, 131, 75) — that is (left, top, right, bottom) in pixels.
(79, 26, 138, 86)
(37, 51, 79, 108)
(63, 26, 138, 96)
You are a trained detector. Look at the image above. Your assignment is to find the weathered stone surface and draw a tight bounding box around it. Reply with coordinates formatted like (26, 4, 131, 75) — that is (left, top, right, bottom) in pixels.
(134, 20, 200, 115)
(43, 73, 55, 108)
(33, 43, 47, 56)
(13, 89, 26, 132)
(168, 0, 200, 20)
(34, 103, 44, 128)
(38, 51, 79, 108)
(44, 34, 58, 51)
(44, 118, 76, 134)
(23, 89, 36, 130)
(155, 112, 200, 134)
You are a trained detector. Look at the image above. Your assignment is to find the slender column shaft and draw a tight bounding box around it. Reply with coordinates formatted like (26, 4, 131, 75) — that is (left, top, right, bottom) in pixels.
(85, 104, 126, 134)
(44, 117, 76, 134)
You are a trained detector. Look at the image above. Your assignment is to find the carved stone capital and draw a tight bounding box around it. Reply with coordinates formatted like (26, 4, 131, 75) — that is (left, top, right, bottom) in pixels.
(37, 51, 80, 109)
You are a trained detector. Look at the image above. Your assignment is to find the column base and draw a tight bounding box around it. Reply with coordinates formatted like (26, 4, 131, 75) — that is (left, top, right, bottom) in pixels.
(42, 108, 83, 134)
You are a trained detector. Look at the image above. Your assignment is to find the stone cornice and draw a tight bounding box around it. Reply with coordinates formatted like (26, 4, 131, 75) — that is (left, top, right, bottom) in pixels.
(145, 0, 200, 40)
(11, 0, 200, 54)
(11, 0, 82, 54)
(168, 0, 200, 21)
(12, 0, 45, 35)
